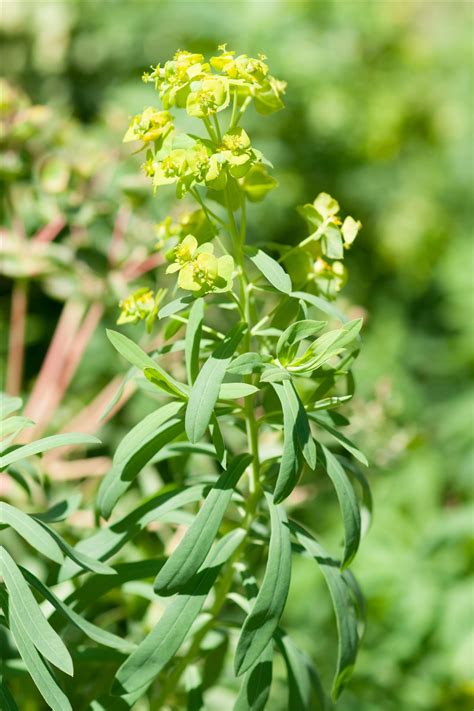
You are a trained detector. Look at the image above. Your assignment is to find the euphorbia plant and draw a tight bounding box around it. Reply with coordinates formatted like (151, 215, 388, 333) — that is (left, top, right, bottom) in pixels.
(26, 46, 368, 710)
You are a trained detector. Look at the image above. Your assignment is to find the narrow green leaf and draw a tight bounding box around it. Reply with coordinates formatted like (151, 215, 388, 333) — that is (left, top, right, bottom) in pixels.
(227, 353, 266, 375)
(290, 522, 359, 699)
(342, 459, 373, 537)
(282, 380, 317, 469)
(97, 401, 184, 518)
(154, 454, 252, 594)
(0, 547, 73, 675)
(34, 519, 116, 576)
(320, 444, 361, 568)
(235, 497, 292, 675)
(185, 298, 204, 385)
(309, 415, 368, 467)
(233, 641, 273, 711)
(260, 367, 291, 383)
(112, 529, 245, 695)
(158, 295, 194, 319)
(143, 367, 188, 399)
(34, 494, 82, 523)
(0, 395, 23, 420)
(0, 416, 34, 446)
(0, 503, 64, 564)
(246, 247, 292, 294)
(0, 433, 100, 469)
(276, 320, 327, 365)
(210, 414, 227, 468)
(20, 567, 134, 653)
(275, 630, 326, 711)
(106, 329, 187, 396)
(219, 383, 259, 399)
(185, 665, 204, 711)
(270, 382, 302, 502)
(60, 485, 206, 579)
(291, 291, 348, 322)
(0, 682, 18, 711)
(288, 319, 362, 373)
(9, 609, 72, 711)
(61, 560, 164, 617)
(185, 323, 246, 443)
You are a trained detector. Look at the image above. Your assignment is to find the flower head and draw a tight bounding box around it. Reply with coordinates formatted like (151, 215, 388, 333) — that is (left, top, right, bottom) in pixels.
(123, 108, 174, 146)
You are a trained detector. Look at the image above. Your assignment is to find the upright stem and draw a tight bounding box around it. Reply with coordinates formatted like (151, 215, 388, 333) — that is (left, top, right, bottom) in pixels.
(224, 186, 260, 499)
(157, 114, 265, 706)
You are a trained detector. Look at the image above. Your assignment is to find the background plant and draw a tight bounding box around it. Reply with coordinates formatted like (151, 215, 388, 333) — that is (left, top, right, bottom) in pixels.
(1, 2, 472, 710)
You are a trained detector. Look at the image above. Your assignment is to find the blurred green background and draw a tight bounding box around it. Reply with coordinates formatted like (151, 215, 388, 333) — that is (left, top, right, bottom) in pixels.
(1, 1, 473, 710)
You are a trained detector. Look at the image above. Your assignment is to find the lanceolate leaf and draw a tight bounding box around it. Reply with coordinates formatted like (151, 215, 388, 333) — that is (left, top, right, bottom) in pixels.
(291, 291, 348, 322)
(20, 566, 134, 653)
(290, 522, 359, 699)
(113, 529, 246, 696)
(270, 382, 302, 502)
(97, 401, 184, 518)
(245, 247, 292, 294)
(0, 547, 73, 676)
(0, 503, 64, 564)
(158, 295, 194, 319)
(9, 610, 72, 711)
(235, 497, 292, 675)
(0, 394, 23, 420)
(227, 353, 266, 375)
(276, 320, 327, 365)
(35, 519, 116, 576)
(143, 367, 188, 399)
(185, 323, 246, 443)
(282, 379, 317, 469)
(0, 433, 100, 469)
(309, 415, 368, 467)
(61, 560, 165, 617)
(185, 298, 204, 385)
(275, 630, 326, 711)
(34, 494, 82, 523)
(233, 641, 273, 711)
(219, 382, 259, 399)
(210, 414, 227, 468)
(106, 329, 187, 397)
(61, 485, 207, 579)
(154, 454, 252, 595)
(0, 681, 18, 711)
(320, 444, 361, 568)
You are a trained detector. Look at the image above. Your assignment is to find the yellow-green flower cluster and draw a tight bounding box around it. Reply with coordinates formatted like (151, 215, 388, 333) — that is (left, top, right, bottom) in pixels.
(117, 287, 159, 330)
(166, 234, 234, 294)
(142, 46, 286, 118)
(210, 45, 286, 115)
(155, 209, 216, 250)
(286, 192, 362, 298)
(123, 107, 173, 147)
(145, 128, 264, 198)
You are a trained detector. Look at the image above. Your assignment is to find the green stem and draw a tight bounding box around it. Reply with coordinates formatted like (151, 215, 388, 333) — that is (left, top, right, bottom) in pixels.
(229, 89, 239, 129)
(202, 116, 217, 143)
(212, 113, 222, 142)
(157, 175, 263, 706)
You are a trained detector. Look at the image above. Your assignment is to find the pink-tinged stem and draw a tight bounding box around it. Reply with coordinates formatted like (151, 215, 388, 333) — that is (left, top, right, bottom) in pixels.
(28, 302, 103, 440)
(46, 456, 112, 481)
(24, 300, 86, 438)
(32, 215, 66, 244)
(122, 252, 164, 280)
(6, 280, 28, 396)
(108, 206, 130, 266)
(58, 302, 104, 397)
